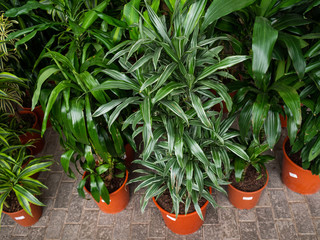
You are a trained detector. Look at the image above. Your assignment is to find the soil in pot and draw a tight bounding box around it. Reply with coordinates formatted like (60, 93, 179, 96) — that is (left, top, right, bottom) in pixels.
(229, 165, 268, 192)
(19, 113, 35, 129)
(156, 189, 207, 215)
(285, 140, 303, 168)
(85, 168, 126, 194)
(2, 192, 23, 213)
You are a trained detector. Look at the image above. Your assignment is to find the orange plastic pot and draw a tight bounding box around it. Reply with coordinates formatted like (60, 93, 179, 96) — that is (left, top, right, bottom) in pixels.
(282, 137, 320, 194)
(152, 188, 212, 235)
(3, 203, 42, 227)
(18, 111, 45, 155)
(83, 170, 130, 214)
(228, 170, 269, 209)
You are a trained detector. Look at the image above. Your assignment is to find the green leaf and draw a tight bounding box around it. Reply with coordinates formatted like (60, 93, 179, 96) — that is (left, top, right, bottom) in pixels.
(183, 0, 206, 37)
(252, 93, 270, 142)
(15, 31, 37, 48)
(234, 158, 247, 182)
(252, 17, 278, 87)
(128, 54, 153, 72)
(93, 99, 125, 117)
(309, 136, 320, 161)
(197, 55, 249, 81)
(60, 149, 75, 178)
(5, 1, 54, 17)
(202, 0, 255, 31)
(95, 11, 127, 28)
(160, 100, 189, 124)
(264, 110, 281, 149)
(81, 0, 110, 30)
(278, 32, 306, 79)
(190, 93, 212, 128)
(239, 101, 252, 141)
(152, 82, 184, 104)
(108, 97, 140, 129)
(183, 132, 209, 165)
(225, 141, 249, 161)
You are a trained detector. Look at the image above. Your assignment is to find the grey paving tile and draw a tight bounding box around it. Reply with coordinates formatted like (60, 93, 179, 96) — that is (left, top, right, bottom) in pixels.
(269, 189, 292, 219)
(258, 221, 278, 239)
(256, 188, 271, 207)
(131, 224, 149, 240)
(113, 208, 132, 240)
(204, 205, 219, 224)
(0, 226, 13, 240)
(66, 194, 85, 223)
(132, 194, 151, 224)
(266, 160, 283, 189)
(84, 197, 99, 209)
(61, 224, 80, 240)
(306, 192, 320, 217)
(148, 207, 166, 238)
(28, 227, 46, 240)
(12, 224, 28, 236)
(291, 203, 315, 234)
(216, 186, 232, 207)
(276, 220, 298, 240)
(285, 187, 306, 202)
(45, 210, 67, 239)
(314, 218, 320, 236)
(240, 222, 259, 240)
(203, 208, 240, 239)
(166, 228, 186, 239)
(185, 227, 203, 240)
(98, 211, 116, 226)
(78, 210, 99, 240)
(1, 213, 16, 225)
(256, 207, 274, 222)
(299, 234, 318, 240)
(50, 156, 64, 172)
(42, 173, 62, 198)
(96, 226, 113, 240)
(9, 236, 25, 240)
(54, 182, 74, 208)
(238, 209, 256, 221)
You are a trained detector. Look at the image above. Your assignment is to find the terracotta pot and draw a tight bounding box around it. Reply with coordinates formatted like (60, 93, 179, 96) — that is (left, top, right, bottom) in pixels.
(84, 170, 130, 214)
(228, 170, 269, 209)
(124, 144, 134, 168)
(279, 113, 287, 128)
(23, 105, 51, 128)
(18, 111, 45, 155)
(3, 203, 42, 227)
(152, 188, 212, 235)
(282, 137, 320, 194)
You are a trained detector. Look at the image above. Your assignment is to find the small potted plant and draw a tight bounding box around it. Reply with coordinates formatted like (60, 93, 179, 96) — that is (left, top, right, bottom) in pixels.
(228, 135, 274, 209)
(0, 127, 52, 227)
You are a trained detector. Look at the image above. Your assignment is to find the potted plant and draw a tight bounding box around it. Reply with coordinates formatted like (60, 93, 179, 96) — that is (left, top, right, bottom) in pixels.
(0, 127, 52, 227)
(93, 0, 251, 234)
(228, 135, 274, 209)
(28, 0, 140, 213)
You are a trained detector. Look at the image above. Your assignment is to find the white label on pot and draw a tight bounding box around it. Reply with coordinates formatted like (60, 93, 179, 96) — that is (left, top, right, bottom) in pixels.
(166, 215, 177, 221)
(15, 216, 25, 220)
(243, 197, 253, 200)
(289, 172, 298, 178)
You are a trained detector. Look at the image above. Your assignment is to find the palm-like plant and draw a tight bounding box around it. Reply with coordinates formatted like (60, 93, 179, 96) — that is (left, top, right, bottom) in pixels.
(217, 1, 320, 148)
(92, 0, 252, 218)
(0, 127, 52, 223)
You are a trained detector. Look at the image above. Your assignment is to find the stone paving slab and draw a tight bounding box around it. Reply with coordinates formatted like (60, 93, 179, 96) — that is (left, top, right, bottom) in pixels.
(0, 128, 319, 240)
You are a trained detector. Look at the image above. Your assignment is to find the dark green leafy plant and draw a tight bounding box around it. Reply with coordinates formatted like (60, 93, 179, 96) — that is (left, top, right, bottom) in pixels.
(0, 129, 52, 223)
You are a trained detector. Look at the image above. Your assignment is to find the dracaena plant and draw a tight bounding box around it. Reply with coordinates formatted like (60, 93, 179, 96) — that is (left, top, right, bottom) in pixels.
(92, 0, 251, 218)
(231, 134, 274, 183)
(0, 128, 52, 223)
(218, 1, 320, 148)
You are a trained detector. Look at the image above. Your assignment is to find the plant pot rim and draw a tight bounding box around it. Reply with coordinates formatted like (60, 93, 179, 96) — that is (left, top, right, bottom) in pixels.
(152, 187, 212, 218)
(283, 137, 315, 174)
(18, 110, 38, 130)
(22, 105, 42, 111)
(228, 169, 269, 194)
(83, 169, 129, 197)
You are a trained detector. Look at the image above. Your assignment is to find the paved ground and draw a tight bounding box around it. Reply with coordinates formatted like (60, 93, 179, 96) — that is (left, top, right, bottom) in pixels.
(1, 127, 319, 240)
